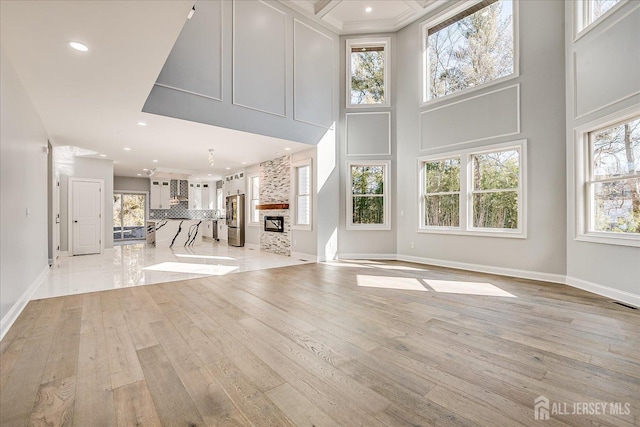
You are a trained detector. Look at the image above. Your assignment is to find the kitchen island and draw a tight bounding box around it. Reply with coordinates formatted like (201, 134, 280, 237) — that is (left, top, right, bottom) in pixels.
(147, 219, 207, 248)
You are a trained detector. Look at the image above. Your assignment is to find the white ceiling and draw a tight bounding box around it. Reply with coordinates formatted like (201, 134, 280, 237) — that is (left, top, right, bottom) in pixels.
(0, 1, 441, 180)
(280, 0, 446, 34)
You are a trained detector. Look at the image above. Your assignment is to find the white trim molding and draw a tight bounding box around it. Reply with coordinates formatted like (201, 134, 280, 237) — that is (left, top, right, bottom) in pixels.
(0, 265, 49, 341)
(345, 111, 392, 156)
(566, 275, 640, 308)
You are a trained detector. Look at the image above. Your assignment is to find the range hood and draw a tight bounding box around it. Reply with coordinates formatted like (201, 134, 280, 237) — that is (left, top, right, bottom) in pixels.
(169, 179, 188, 206)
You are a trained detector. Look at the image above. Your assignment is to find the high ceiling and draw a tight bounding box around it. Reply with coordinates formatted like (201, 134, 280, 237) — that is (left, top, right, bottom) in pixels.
(1, 1, 440, 179)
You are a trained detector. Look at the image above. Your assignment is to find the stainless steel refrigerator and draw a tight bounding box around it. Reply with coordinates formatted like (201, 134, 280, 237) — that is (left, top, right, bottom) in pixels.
(226, 194, 245, 247)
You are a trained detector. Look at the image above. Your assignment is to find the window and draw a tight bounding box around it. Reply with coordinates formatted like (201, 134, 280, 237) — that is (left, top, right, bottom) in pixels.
(292, 159, 312, 230)
(578, 114, 640, 246)
(419, 141, 526, 237)
(578, 0, 623, 33)
(249, 175, 260, 225)
(423, 0, 515, 103)
(346, 38, 390, 108)
(347, 161, 390, 230)
(423, 158, 461, 227)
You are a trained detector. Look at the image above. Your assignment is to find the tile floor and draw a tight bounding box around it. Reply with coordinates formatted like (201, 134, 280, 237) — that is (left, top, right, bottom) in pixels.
(33, 240, 311, 300)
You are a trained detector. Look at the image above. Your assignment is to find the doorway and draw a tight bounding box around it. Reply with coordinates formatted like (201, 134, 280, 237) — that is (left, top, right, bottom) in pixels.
(113, 192, 146, 242)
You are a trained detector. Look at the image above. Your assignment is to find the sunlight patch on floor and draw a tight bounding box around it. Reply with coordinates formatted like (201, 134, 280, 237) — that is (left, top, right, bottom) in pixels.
(357, 275, 428, 291)
(143, 262, 238, 276)
(425, 279, 516, 297)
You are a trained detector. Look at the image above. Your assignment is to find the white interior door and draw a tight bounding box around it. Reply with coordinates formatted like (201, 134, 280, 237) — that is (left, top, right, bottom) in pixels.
(71, 179, 102, 255)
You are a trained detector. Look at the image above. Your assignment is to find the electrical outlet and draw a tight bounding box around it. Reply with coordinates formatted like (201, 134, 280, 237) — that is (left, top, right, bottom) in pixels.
(410, 242, 415, 249)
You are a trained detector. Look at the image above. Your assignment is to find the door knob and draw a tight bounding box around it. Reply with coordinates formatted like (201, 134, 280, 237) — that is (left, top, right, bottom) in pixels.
(74, 220, 78, 223)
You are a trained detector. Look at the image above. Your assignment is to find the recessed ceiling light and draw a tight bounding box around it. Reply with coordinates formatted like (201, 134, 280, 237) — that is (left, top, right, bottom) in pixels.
(152, 159, 158, 163)
(69, 41, 88, 52)
(365, 6, 372, 13)
(143, 168, 148, 171)
(284, 147, 291, 151)
(207, 174, 212, 176)
(99, 154, 107, 157)
(123, 147, 131, 151)
(137, 121, 147, 126)
(137, 173, 142, 176)
(242, 161, 247, 165)
(225, 167, 231, 170)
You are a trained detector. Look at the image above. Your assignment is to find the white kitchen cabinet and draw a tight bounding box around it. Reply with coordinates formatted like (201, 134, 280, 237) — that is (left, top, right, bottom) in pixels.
(202, 183, 211, 209)
(150, 179, 171, 209)
(223, 171, 246, 196)
(188, 182, 202, 210)
(218, 219, 228, 241)
(189, 181, 215, 209)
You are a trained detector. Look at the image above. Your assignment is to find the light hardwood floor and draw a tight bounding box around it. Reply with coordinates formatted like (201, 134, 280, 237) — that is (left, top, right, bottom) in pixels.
(1, 260, 639, 426)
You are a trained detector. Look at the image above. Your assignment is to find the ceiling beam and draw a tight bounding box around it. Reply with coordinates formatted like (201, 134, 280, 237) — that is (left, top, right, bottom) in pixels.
(314, 0, 342, 18)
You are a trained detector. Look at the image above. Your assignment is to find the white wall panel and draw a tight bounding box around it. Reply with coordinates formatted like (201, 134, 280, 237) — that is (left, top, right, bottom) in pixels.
(420, 85, 520, 151)
(294, 19, 334, 127)
(156, 1, 222, 100)
(575, 6, 640, 118)
(233, 0, 286, 116)
(345, 112, 391, 156)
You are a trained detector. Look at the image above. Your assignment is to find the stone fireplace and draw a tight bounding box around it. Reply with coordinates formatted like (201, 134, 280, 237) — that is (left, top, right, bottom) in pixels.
(258, 156, 291, 256)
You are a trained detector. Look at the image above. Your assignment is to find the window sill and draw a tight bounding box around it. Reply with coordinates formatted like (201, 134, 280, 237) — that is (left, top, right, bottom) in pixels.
(417, 227, 526, 239)
(576, 233, 640, 248)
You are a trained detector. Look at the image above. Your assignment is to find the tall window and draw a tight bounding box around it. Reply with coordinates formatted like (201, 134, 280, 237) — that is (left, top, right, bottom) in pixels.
(249, 175, 260, 225)
(346, 38, 390, 107)
(586, 117, 639, 237)
(423, 0, 515, 102)
(419, 141, 525, 237)
(292, 160, 312, 230)
(347, 161, 390, 230)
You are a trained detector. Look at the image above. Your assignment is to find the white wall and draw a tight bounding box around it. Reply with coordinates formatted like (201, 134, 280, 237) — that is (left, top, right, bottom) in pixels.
(143, 0, 337, 146)
(565, 2, 640, 299)
(58, 156, 114, 251)
(0, 49, 49, 327)
(338, 33, 398, 258)
(394, 0, 567, 278)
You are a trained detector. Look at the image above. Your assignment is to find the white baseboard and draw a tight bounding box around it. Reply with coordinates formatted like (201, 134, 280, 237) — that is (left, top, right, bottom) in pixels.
(397, 254, 567, 284)
(338, 253, 399, 261)
(290, 252, 317, 262)
(566, 276, 640, 308)
(0, 265, 49, 341)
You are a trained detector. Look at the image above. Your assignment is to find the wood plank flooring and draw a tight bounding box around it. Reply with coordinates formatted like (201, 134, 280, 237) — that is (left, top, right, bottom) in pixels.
(1, 260, 639, 426)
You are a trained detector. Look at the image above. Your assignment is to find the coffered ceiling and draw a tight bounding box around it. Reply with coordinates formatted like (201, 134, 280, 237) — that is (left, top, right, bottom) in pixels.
(279, 0, 447, 34)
